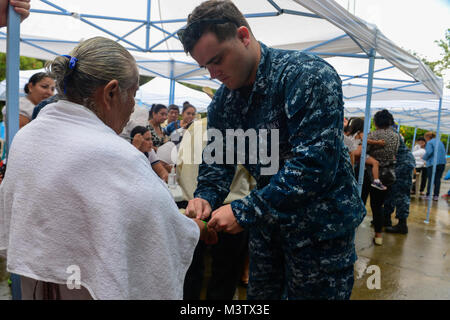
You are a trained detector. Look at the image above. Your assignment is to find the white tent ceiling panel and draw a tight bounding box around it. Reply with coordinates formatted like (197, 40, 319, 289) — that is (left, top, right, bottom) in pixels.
(274, 37, 361, 55)
(343, 82, 435, 101)
(136, 77, 212, 112)
(344, 97, 450, 134)
(0, 0, 445, 131)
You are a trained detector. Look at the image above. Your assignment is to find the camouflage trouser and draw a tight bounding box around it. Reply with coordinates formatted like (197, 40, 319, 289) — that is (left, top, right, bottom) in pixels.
(246, 224, 356, 300)
(383, 166, 414, 220)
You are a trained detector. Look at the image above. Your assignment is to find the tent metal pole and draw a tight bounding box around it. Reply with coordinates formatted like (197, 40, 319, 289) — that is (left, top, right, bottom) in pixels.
(146, 0, 151, 51)
(137, 64, 168, 79)
(425, 98, 443, 224)
(148, 28, 181, 51)
(339, 74, 417, 84)
(40, 0, 68, 13)
(302, 34, 347, 51)
(117, 22, 146, 45)
(397, 121, 401, 133)
(79, 17, 145, 51)
(175, 67, 204, 80)
(169, 60, 175, 105)
(6, 3, 21, 300)
(411, 126, 417, 151)
(341, 66, 394, 81)
(357, 49, 376, 195)
(169, 79, 175, 105)
(446, 135, 449, 155)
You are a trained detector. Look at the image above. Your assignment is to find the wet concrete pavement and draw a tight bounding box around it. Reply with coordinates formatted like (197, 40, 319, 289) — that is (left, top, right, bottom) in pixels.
(217, 176, 450, 300)
(351, 184, 450, 300)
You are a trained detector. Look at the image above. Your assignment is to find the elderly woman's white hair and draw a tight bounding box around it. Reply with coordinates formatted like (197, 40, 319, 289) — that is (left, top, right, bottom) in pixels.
(46, 36, 139, 113)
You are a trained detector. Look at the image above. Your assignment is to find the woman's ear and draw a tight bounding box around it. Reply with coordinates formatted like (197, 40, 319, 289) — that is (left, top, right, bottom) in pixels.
(103, 79, 120, 110)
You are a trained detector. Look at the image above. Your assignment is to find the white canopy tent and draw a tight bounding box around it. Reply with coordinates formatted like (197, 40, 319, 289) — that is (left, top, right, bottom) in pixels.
(135, 77, 211, 112)
(0, 0, 444, 141)
(0, 0, 443, 96)
(2, 0, 446, 299)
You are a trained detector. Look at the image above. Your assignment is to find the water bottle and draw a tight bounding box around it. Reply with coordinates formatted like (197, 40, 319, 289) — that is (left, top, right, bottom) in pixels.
(168, 165, 176, 189)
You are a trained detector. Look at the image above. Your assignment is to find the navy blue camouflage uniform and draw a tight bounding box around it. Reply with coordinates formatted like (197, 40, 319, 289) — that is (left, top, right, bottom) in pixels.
(194, 42, 366, 299)
(383, 133, 415, 220)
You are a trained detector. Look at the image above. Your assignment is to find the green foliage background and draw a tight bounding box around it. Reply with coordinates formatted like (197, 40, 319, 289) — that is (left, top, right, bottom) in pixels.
(0, 53, 46, 121)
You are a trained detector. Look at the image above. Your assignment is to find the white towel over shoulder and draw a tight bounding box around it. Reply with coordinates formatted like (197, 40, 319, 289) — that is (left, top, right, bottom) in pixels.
(0, 100, 199, 299)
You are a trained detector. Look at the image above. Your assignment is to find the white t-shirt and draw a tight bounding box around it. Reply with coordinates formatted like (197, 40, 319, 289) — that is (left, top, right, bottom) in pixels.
(344, 133, 361, 153)
(412, 145, 426, 168)
(148, 149, 160, 165)
(2, 97, 36, 120)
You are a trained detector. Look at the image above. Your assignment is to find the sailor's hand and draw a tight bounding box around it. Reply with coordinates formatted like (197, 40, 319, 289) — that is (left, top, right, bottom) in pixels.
(208, 204, 244, 234)
(186, 198, 212, 220)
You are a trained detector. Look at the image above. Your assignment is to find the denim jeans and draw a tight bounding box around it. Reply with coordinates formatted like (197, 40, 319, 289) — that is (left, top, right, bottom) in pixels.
(426, 164, 445, 197)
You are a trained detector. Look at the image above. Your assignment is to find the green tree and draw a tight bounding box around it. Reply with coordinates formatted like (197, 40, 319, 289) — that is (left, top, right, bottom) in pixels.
(0, 53, 46, 81)
(406, 29, 450, 154)
(414, 28, 450, 89)
(0, 54, 48, 121)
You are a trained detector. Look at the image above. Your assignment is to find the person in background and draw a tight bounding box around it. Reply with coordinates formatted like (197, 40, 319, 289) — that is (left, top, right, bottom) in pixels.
(360, 110, 399, 246)
(162, 104, 180, 129)
(411, 137, 427, 195)
(130, 125, 168, 182)
(2, 72, 55, 128)
(164, 102, 197, 138)
(176, 117, 254, 300)
(422, 131, 447, 201)
(147, 103, 168, 151)
(343, 117, 356, 167)
(383, 130, 416, 234)
(0, 0, 30, 27)
(347, 117, 387, 190)
(443, 169, 450, 199)
(31, 94, 60, 120)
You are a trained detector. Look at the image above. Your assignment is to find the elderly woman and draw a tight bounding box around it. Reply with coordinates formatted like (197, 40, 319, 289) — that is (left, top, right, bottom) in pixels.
(2, 71, 55, 128)
(0, 37, 216, 300)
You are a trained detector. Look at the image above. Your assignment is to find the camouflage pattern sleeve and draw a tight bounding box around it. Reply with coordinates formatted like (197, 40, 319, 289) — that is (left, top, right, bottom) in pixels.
(231, 64, 345, 228)
(193, 92, 237, 210)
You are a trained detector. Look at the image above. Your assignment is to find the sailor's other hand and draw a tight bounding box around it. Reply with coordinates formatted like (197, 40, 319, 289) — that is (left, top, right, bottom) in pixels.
(208, 204, 244, 234)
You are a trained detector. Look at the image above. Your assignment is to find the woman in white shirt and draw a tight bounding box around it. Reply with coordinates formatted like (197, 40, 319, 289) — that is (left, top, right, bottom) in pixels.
(411, 137, 427, 195)
(131, 125, 169, 182)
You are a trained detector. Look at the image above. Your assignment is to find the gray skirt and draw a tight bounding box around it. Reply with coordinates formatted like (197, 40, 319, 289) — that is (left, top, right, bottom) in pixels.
(21, 275, 93, 300)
